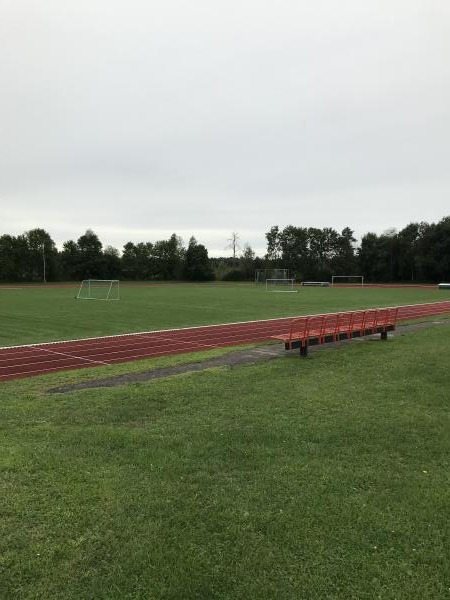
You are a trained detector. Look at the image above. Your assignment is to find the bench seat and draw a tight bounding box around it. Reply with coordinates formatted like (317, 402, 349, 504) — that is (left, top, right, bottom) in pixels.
(273, 307, 399, 356)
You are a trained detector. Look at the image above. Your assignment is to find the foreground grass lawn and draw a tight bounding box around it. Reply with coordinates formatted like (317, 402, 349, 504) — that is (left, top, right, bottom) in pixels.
(1, 324, 450, 599)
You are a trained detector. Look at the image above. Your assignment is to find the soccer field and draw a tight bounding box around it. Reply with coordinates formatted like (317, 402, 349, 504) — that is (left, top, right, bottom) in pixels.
(0, 282, 445, 347)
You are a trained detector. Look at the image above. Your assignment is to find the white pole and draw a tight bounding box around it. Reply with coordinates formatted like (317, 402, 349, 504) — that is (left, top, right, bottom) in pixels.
(42, 243, 46, 283)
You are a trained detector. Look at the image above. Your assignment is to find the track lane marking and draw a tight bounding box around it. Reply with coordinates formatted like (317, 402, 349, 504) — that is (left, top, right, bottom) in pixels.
(35, 346, 111, 366)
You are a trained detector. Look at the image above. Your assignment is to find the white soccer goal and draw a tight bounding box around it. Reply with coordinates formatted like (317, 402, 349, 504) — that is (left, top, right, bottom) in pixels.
(331, 275, 364, 287)
(266, 278, 297, 293)
(76, 279, 120, 300)
(255, 268, 289, 284)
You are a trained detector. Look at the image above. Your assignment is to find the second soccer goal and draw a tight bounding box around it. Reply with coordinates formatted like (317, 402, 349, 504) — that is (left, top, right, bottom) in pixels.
(265, 278, 297, 293)
(76, 279, 120, 300)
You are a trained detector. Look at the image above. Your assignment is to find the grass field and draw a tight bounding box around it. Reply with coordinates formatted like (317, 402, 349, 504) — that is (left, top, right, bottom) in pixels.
(2, 282, 450, 598)
(2, 323, 450, 599)
(0, 282, 445, 347)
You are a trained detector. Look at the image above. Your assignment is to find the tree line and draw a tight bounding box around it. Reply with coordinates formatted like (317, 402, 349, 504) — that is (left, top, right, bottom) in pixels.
(0, 216, 449, 283)
(266, 218, 450, 282)
(0, 229, 213, 283)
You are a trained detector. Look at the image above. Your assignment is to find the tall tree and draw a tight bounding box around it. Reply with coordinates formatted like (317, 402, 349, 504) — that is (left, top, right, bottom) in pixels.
(416, 217, 450, 281)
(358, 230, 398, 282)
(121, 242, 154, 279)
(240, 243, 256, 279)
(278, 226, 309, 278)
(152, 234, 185, 280)
(76, 229, 104, 278)
(358, 232, 382, 282)
(103, 246, 121, 279)
(183, 237, 214, 281)
(61, 240, 81, 280)
(0, 235, 20, 281)
(307, 227, 340, 279)
(226, 232, 240, 260)
(0, 229, 57, 282)
(331, 227, 357, 275)
(396, 223, 421, 281)
(265, 226, 281, 261)
(25, 228, 57, 282)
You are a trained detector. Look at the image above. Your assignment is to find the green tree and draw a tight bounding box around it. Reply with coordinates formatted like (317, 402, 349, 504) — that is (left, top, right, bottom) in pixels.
(152, 234, 185, 280)
(358, 230, 398, 282)
(278, 226, 309, 278)
(183, 237, 214, 281)
(25, 228, 58, 282)
(0, 235, 19, 281)
(265, 226, 281, 261)
(77, 229, 104, 278)
(396, 223, 421, 281)
(122, 242, 154, 279)
(307, 227, 340, 279)
(61, 240, 81, 280)
(0, 229, 57, 282)
(331, 227, 357, 275)
(416, 217, 450, 281)
(103, 246, 121, 279)
(240, 244, 256, 279)
(357, 233, 380, 282)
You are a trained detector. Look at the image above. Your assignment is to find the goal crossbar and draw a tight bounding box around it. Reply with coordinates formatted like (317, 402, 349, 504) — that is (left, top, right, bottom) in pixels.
(76, 279, 120, 300)
(255, 268, 289, 284)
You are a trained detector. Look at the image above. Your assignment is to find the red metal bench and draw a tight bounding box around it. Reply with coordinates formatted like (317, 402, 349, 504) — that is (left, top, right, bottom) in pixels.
(273, 307, 399, 356)
(273, 317, 309, 351)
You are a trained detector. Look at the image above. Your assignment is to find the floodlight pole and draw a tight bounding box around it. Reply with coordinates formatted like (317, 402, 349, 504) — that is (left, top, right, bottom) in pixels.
(42, 243, 46, 283)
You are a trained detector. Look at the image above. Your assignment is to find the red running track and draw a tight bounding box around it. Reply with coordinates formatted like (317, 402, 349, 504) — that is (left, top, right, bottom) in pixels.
(1, 301, 450, 382)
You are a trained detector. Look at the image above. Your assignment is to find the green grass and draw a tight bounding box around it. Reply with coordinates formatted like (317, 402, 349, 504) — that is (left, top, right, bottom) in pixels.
(0, 282, 446, 347)
(2, 324, 450, 599)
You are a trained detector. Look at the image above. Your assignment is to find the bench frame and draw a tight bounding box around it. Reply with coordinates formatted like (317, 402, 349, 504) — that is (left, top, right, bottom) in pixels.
(300, 281, 330, 287)
(272, 307, 399, 357)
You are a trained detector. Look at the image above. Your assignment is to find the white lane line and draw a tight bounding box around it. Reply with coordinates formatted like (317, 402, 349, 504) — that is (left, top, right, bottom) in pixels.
(152, 336, 217, 348)
(35, 346, 111, 366)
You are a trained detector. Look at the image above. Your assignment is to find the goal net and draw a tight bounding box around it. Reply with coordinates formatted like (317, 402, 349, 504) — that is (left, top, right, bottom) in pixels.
(255, 268, 289, 284)
(331, 275, 364, 287)
(266, 278, 297, 293)
(76, 279, 120, 300)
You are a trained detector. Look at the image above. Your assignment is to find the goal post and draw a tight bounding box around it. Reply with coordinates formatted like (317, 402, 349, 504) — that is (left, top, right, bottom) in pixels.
(265, 278, 297, 293)
(255, 268, 289, 284)
(76, 279, 120, 300)
(331, 275, 364, 287)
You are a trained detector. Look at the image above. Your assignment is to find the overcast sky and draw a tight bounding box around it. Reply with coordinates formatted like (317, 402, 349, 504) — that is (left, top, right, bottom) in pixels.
(1, 0, 449, 256)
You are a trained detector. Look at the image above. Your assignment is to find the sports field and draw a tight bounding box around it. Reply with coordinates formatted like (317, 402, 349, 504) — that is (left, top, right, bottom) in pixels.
(0, 282, 446, 347)
(2, 282, 450, 599)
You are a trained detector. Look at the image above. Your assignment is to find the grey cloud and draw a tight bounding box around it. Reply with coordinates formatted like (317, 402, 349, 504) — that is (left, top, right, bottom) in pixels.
(1, 0, 449, 256)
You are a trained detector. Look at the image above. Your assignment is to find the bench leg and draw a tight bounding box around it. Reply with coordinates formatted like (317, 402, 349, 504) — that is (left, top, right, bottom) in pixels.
(380, 331, 388, 341)
(300, 344, 308, 357)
